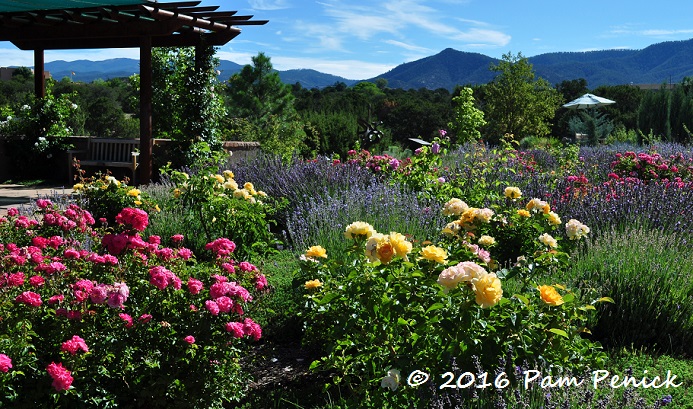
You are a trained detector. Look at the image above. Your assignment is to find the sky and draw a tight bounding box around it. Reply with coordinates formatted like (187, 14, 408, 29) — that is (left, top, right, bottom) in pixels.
(3, 0, 693, 80)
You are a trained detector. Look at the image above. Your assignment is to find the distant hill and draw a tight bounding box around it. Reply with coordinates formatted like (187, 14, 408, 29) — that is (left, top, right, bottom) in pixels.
(39, 38, 693, 89)
(372, 39, 693, 89)
(45, 59, 358, 88)
(48, 58, 140, 82)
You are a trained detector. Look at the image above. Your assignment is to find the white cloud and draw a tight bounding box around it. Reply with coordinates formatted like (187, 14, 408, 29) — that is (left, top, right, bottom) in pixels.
(384, 40, 433, 53)
(248, 0, 291, 11)
(270, 55, 395, 79)
(641, 29, 693, 36)
(452, 28, 511, 47)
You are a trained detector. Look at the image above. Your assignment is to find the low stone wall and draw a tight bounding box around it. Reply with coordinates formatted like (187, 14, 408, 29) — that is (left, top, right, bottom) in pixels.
(223, 141, 261, 166)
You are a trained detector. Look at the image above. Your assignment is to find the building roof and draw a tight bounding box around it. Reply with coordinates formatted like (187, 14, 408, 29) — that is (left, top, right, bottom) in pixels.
(0, 0, 268, 49)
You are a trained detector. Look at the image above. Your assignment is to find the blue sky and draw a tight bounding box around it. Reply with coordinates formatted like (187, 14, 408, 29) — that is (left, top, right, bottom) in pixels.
(3, 0, 693, 80)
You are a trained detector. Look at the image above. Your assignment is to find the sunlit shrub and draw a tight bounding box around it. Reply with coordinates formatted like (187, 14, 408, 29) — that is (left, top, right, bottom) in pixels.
(0, 203, 266, 407)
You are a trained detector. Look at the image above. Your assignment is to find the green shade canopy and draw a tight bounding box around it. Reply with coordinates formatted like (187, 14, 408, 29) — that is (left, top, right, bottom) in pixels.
(0, 0, 146, 13)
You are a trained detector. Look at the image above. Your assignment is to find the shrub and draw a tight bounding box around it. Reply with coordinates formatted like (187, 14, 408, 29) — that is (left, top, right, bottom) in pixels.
(0, 203, 266, 407)
(298, 199, 607, 407)
(162, 166, 284, 261)
(71, 169, 159, 225)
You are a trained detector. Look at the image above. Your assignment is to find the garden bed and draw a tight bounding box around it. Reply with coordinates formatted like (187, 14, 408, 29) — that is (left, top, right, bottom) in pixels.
(1, 140, 691, 408)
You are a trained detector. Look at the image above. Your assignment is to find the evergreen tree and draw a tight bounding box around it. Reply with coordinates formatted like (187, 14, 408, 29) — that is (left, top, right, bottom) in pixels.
(224, 52, 305, 158)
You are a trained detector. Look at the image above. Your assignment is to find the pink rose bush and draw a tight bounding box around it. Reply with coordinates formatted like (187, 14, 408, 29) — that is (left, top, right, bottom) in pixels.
(0, 203, 266, 407)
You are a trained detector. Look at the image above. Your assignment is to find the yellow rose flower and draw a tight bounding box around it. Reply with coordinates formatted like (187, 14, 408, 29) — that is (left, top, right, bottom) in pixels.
(173, 188, 181, 198)
(539, 233, 558, 248)
(388, 232, 412, 259)
(526, 198, 548, 213)
(376, 241, 396, 264)
(305, 245, 327, 259)
(233, 189, 251, 199)
(478, 235, 496, 247)
(504, 186, 522, 200)
(127, 188, 141, 197)
(213, 174, 225, 184)
(459, 208, 478, 230)
(542, 204, 551, 214)
(538, 285, 564, 306)
(223, 180, 239, 191)
(365, 233, 387, 263)
(442, 198, 469, 216)
(517, 209, 531, 218)
(134, 200, 142, 206)
(474, 208, 494, 224)
(244, 182, 254, 191)
(257, 190, 267, 197)
(223, 170, 235, 179)
(345, 221, 376, 240)
(72, 183, 84, 191)
(547, 211, 562, 226)
(419, 245, 448, 264)
(472, 272, 503, 308)
(441, 221, 461, 237)
(305, 279, 323, 290)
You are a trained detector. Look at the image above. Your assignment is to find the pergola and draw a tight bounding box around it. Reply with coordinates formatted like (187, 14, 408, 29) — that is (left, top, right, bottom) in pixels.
(0, 0, 267, 183)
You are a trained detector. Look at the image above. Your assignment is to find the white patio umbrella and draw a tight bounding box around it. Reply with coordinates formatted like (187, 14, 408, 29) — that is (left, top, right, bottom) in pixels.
(563, 93, 615, 109)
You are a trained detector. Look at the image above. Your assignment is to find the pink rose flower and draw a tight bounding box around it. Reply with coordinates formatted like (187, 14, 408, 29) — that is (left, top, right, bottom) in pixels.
(119, 313, 134, 328)
(0, 354, 11, 373)
(46, 362, 73, 391)
(61, 335, 89, 355)
(15, 291, 42, 307)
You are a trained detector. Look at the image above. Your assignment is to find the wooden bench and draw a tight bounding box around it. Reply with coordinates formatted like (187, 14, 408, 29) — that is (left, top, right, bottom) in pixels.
(68, 138, 140, 184)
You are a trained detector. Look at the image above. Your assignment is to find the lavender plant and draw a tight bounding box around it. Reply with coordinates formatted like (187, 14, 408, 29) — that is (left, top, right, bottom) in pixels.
(287, 179, 444, 259)
(557, 225, 693, 355)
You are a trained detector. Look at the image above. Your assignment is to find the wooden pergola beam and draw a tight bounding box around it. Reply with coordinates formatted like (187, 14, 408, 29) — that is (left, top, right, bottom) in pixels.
(0, 0, 267, 184)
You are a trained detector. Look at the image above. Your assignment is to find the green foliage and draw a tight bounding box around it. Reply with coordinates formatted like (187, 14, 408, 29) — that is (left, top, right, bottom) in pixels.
(482, 52, 563, 143)
(568, 110, 615, 145)
(448, 86, 486, 145)
(0, 89, 81, 179)
(609, 350, 693, 407)
(225, 52, 306, 159)
(151, 46, 226, 151)
(637, 85, 693, 144)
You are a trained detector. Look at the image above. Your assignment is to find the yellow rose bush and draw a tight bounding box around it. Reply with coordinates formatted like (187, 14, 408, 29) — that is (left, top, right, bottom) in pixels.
(70, 168, 159, 225)
(160, 165, 285, 260)
(297, 212, 607, 406)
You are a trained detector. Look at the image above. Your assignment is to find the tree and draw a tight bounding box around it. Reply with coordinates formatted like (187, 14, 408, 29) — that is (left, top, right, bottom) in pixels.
(151, 46, 225, 149)
(482, 52, 562, 143)
(448, 86, 486, 144)
(224, 52, 306, 159)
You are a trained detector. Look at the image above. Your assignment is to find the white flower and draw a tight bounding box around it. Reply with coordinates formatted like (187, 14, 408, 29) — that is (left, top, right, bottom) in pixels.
(381, 369, 401, 391)
(566, 219, 590, 240)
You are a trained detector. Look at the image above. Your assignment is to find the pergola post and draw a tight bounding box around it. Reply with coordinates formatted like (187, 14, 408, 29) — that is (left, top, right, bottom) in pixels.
(139, 36, 153, 185)
(34, 48, 45, 98)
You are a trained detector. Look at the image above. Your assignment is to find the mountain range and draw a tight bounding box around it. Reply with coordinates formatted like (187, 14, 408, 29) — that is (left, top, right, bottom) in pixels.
(41, 38, 693, 90)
